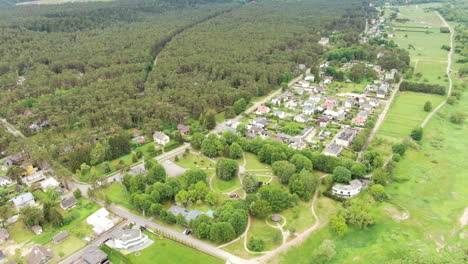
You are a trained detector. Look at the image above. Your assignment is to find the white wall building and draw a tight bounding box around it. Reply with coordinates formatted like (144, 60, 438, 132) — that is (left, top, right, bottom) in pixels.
(113, 228, 148, 251)
(332, 179, 363, 197)
(87, 208, 115, 234)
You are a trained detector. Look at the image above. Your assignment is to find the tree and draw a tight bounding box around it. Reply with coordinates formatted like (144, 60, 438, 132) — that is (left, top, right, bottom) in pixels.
(233, 98, 247, 115)
(210, 222, 236, 243)
(290, 154, 312, 172)
(258, 185, 291, 212)
(205, 192, 218, 206)
(184, 169, 207, 186)
(229, 143, 243, 159)
(103, 162, 111, 173)
(392, 143, 407, 156)
(450, 112, 466, 124)
(333, 166, 351, 183)
(90, 143, 107, 165)
(370, 184, 387, 201)
(216, 158, 239, 181)
(49, 208, 64, 227)
(135, 148, 143, 159)
(372, 168, 389, 185)
(20, 206, 43, 227)
(190, 181, 210, 201)
(131, 153, 138, 163)
(201, 110, 217, 130)
(248, 237, 265, 252)
(190, 133, 205, 149)
(351, 163, 366, 178)
(272, 161, 296, 184)
(423, 101, 432, 112)
(313, 240, 336, 263)
(0, 205, 12, 227)
(201, 134, 224, 158)
(330, 215, 348, 236)
(146, 164, 166, 184)
(242, 173, 259, 193)
(410, 127, 423, 141)
(236, 123, 247, 137)
(108, 133, 131, 159)
(144, 157, 155, 170)
(176, 213, 185, 225)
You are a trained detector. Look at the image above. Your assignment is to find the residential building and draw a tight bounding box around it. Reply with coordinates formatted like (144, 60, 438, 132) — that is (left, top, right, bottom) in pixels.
(0, 229, 9, 244)
(318, 37, 329, 45)
(304, 75, 315, 82)
(69, 246, 108, 264)
(153, 131, 170, 146)
(271, 98, 281, 106)
(298, 126, 314, 138)
(60, 197, 77, 210)
(87, 208, 115, 234)
(31, 225, 42, 235)
(336, 128, 357, 147)
(376, 87, 388, 98)
(22, 170, 46, 186)
(177, 124, 190, 135)
(352, 116, 367, 126)
(285, 100, 297, 110)
(323, 143, 343, 157)
(274, 110, 286, 119)
(343, 99, 354, 108)
(0, 177, 12, 188)
(27, 245, 52, 264)
(10, 192, 35, 211)
(294, 114, 309, 123)
(300, 80, 310, 88)
(252, 117, 268, 127)
(5, 152, 29, 167)
(332, 179, 363, 197)
(256, 105, 271, 115)
(290, 139, 307, 150)
(52, 231, 69, 244)
(132, 136, 146, 145)
(303, 106, 315, 115)
(40, 177, 60, 191)
(113, 228, 149, 251)
(316, 117, 329, 127)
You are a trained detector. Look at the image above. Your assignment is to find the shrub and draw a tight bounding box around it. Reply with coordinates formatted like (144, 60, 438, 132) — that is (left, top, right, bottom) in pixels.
(163, 142, 183, 152)
(450, 112, 466, 124)
(333, 166, 351, 183)
(410, 127, 423, 141)
(248, 237, 265, 252)
(392, 143, 407, 156)
(392, 154, 401, 162)
(423, 101, 432, 112)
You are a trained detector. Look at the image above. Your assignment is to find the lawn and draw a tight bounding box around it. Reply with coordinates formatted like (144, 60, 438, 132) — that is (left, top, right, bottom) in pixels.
(223, 238, 262, 259)
(8, 221, 36, 243)
(127, 231, 224, 264)
(412, 60, 448, 87)
(244, 153, 271, 170)
(95, 183, 135, 210)
(377, 91, 444, 139)
(282, 200, 315, 234)
(212, 175, 241, 193)
(47, 235, 86, 259)
(175, 153, 215, 170)
(247, 218, 283, 251)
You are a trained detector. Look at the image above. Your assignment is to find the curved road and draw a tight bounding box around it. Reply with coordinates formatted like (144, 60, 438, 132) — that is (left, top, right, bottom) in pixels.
(421, 11, 454, 128)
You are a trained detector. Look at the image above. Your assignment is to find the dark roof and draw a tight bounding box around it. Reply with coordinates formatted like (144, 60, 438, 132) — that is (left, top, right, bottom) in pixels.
(27, 245, 52, 264)
(52, 231, 69, 244)
(78, 246, 107, 264)
(61, 197, 77, 209)
(337, 128, 356, 141)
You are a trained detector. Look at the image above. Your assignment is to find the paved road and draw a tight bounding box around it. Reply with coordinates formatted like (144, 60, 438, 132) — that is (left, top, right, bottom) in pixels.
(357, 79, 404, 162)
(213, 75, 304, 135)
(421, 11, 454, 128)
(0, 118, 25, 138)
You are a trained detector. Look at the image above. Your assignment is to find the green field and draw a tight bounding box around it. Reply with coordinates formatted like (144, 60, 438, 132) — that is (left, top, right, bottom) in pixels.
(175, 153, 215, 170)
(126, 232, 224, 264)
(247, 218, 283, 251)
(17, 0, 113, 5)
(212, 175, 241, 193)
(95, 182, 135, 209)
(413, 60, 449, 86)
(378, 91, 444, 139)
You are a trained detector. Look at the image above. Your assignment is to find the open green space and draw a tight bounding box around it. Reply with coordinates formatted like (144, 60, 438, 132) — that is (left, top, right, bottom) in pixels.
(95, 182, 135, 210)
(282, 200, 315, 233)
(223, 238, 261, 259)
(212, 175, 241, 193)
(378, 91, 444, 139)
(126, 231, 224, 264)
(175, 153, 215, 170)
(47, 235, 86, 259)
(247, 218, 283, 251)
(413, 60, 448, 86)
(244, 153, 271, 170)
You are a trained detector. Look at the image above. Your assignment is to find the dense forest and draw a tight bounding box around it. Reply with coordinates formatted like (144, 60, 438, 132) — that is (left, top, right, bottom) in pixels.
(0, 0, 368, 170)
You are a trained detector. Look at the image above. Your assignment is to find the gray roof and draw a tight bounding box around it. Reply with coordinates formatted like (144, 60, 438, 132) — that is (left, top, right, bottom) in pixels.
(153, 131, 168, 140)
(113, 229, 141, 243)
(324, 143, 343, 155)
(333, 179, 362, 192)
(337, 128, 356, 141)
(60, 197, 77, 209)
(169, 206, 204, 222)
(10, 192, 34, 206)
(52, 231, 69, 243)
(78, 246, 107, 264)
(27, 245, 52, 264)
(0, 228, 9, 241)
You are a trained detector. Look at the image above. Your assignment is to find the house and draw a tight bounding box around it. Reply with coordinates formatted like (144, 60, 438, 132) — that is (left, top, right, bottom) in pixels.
(294, 114, 309, 123)
(290, 139, 307, 150)
(0, 229, 9, 244)
(0, 250, 5, 264)
(385, 72, 395, 80)
(60, 197, 77, 210)
(5, 152, 29, 167)
(305, 75, 315, 82)
(314, 86, 325, 94)
(298, 126, 314, 138)
(285, 100, 297, 110)
(361, 104, 373, 112)
(336, 128, 357, 147)
(302, 106, 315, 116)
(368, 98, 380, 107)
(343, 99, 354, 108)
(29, 120, 48, 133)
(260, 130, 272, 139)
(169, 206, 205, 223)
(309, 95, 323, 103)
(298, 64, 306, 70)
(40, 177, 60, 192)
(256, 105, 271, 115)
(318, 37, 329, 45)
(365, 84, 378, 92)
(132, 136, 146, 145)
(153, 131, 170, 146)
(332, 179, 363, 197)
(0, 177, 12, 188)
(22, 170, 45, 186)
(87, 208, 115, 234)
(300, 80, 310, 88)
(352, 116, 367, 126)
(10, 192, 35, 211)
(69, 246, 108, 264)
(323, 143, 343, 157)
(246, 131, 257, 139)
(113, 228, 149, 251)
(304, 99, 316, 108)
(252, 117, 268, 127)
(271, 98, 281, 106)
(358, 110, 369, 119)
(31, 225, 43, 235)
(323, 110, 339, 119)
(27, 245, 52, 264)
(323, 76, 333, 85)
(322, 99, 336, 110)
(316, 117, 329, 127)
(177, 124, 190, 135)
(132, 129, 141, 137)
(52, 231, 69, 244)
(274, 110, 286, 119)
(23, 110, 33, 116)
(376, 87, 388, 98)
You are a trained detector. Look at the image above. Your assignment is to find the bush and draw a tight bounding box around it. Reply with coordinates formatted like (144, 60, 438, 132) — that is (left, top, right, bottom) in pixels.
(369, 184, 387, 201)
(392, 143, 407, 156)
(163, 142, 183, 152)
(423, 101, 432, 112)
(392, 154, 401, 162)
(410, 127, 423, 141)
(248, 237, 265, 252)
(73, 189, 82, 199)
(450, 112, 466, 124)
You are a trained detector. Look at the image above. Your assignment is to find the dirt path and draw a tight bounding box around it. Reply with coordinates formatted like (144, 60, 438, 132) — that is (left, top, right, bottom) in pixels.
(0, 118, 25, 138)
(421, 12, 454, 128)
(357, 79, 404, 161)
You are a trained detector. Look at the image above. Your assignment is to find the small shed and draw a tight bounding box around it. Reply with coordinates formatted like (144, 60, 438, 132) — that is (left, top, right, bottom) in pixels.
(0, 228, 10, 244)
(31, 225, 43, 235)
(52, 231, 69, 244)
(271, 214, 281, 223)
(60, 197, 77, 210)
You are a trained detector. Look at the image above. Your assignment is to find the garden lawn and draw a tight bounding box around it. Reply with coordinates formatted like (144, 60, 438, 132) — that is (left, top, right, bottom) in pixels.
(244, 153, 271, 170)
(247, 218, 282, 251)
(377, 91, 444, 139)
(212, 175, 241, 193)
(282, 200, 315, 234)
(95, 183, 135, 210)
(8, 222, 36, 243)
(47, 235, 86, 259)
(127, 232, 224, 264)
(175, 153, 215, 170)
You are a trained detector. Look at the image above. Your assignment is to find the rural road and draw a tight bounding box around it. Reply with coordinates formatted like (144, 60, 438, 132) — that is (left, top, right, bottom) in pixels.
(357, 79, 404, 161)
(421, 11, 454, 128)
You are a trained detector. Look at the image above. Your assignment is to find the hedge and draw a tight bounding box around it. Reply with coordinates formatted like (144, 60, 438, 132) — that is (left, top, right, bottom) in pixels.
(164, 141, 183, 152)
(99, 244, 132, 264)
(399, 81, 445, 95)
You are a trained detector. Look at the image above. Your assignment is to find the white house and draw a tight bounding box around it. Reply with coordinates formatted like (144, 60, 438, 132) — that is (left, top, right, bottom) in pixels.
(22, 169, 46, 186)
(0, 176, 13, 188)
(274, 110, 286, 119)
(294, 114, 309, 123)
(87, 208, 115, 234)
(271, 98, 281, 106)
(40, 177, 60, 191)
(303, 106, 315, 115)
(304, 75, 315, 82)
(285, 100, 297, 110)
(300, 80, 310, 88)
(10, 192, 35, 211)
(335, 128, 357, 147)
(332, 179, 363, 197)
(153, 131, 170, 146)
(318, 37, 329, 46)
(113, 228, 149, 251)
